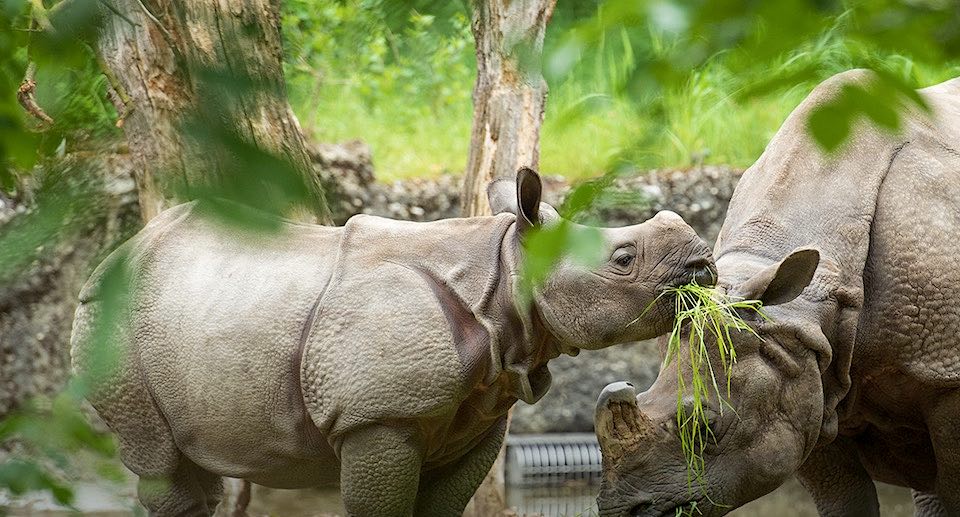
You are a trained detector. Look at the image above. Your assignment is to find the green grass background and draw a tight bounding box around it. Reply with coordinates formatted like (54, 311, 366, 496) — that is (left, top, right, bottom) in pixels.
(282, 1, 960, 181)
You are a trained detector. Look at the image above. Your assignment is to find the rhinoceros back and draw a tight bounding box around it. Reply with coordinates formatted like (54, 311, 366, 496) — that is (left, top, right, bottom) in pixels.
(71, 202, 343, 486)
(856, 77, 960, 386)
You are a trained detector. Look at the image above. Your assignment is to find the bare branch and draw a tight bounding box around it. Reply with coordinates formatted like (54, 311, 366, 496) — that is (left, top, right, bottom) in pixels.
(18, 62, 54, 127)
(28, 0, 54, 32)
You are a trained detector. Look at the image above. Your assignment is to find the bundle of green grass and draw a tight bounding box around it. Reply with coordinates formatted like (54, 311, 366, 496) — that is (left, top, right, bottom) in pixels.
(659, 283, 767, 511)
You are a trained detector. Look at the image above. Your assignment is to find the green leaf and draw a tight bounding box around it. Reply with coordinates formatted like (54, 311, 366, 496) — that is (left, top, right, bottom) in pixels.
(0, 459, 75, 507)
(808, 102, 851, 152)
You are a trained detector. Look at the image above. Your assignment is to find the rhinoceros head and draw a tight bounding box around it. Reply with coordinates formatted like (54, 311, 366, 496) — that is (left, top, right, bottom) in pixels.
(594, 248, 823, 516)
(488, 167, 716, 352)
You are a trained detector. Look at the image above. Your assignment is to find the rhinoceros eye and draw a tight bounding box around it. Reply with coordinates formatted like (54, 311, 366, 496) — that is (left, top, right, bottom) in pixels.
(611, 247, 635, 271)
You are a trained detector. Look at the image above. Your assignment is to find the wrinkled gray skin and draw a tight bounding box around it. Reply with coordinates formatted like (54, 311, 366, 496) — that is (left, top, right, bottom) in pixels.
(595, 70, 960, 517)
(71, 167, 713, 517)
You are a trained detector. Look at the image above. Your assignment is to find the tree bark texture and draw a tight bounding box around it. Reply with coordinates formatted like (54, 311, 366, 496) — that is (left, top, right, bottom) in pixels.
(461, 1, 556, 515)
(97, 0, 326, 222)
(461, 0, 556, 217)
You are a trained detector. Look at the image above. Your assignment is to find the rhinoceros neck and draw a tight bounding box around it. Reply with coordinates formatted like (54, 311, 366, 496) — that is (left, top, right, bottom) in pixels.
(417, 218, 559, 405)
(340, 214, 555, 405)
(486, 225, 563, 404)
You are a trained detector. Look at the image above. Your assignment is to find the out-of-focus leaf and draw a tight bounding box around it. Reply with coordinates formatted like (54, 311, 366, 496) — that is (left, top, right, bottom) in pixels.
(0, 163, 97, 285)
(806, 71, 928, 152)
(519, 220, 605, 305)
(75, 258, 129, 401)
(173, 60, 327, 228)
(808, 102, 850, 152)
(180, 119, 318, 230)
(566, 225, 603, 266)
(31, 0, 103, 68)
(0, 460, 75, 506)
(519, 222, 569, 304)
(735, 62, 821, 100)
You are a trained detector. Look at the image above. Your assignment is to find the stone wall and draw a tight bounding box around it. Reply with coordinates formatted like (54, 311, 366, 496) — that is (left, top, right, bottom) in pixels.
(313, 141, 741, 242)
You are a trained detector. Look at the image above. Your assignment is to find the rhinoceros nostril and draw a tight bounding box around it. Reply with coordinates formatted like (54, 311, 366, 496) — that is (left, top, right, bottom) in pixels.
(684, 256, 712, 271)
(681, 256, 717, 287)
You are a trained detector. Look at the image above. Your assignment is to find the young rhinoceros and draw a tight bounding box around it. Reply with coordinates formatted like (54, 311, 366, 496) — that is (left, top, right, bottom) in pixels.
(594, 71, 960, 516)
(71, 167, 714, 517)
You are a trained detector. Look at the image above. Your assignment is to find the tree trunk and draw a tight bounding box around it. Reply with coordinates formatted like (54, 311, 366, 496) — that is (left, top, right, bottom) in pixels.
(461, 1, 556, 515)
(95, 1, 327, 511)
(97, 0, 326, 222)
(461, 0, 556, 217)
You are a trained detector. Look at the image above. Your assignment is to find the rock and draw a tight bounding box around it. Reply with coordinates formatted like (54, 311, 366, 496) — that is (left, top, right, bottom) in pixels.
(509, 341, 663, 434)
(315, 150, 742, 245)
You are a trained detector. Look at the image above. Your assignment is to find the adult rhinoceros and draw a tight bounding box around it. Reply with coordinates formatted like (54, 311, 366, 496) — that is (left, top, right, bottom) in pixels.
(594, 70, 960, 516)
(71, 167, 714, 516)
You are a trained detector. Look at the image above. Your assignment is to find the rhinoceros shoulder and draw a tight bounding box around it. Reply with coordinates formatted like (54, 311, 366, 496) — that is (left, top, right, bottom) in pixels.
(299, 213, 516, 439)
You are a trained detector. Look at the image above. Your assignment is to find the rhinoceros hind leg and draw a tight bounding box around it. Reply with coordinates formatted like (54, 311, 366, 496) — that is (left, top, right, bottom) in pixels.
(137, 456, 222, 517)
(927, 392, 960, 514)
(73, 300, 222, 515)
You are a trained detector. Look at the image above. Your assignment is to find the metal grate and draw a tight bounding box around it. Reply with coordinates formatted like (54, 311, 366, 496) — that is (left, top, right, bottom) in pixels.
(505, 485, 599, 517)
(505, 433, 602, 488)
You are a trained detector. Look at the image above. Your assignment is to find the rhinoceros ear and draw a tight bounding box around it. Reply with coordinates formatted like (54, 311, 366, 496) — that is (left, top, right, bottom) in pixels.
(486, 167, 546, 233)
(739, 248, 820, 306)
(515, 167, 542, 233)
(487, 178, 517, 216)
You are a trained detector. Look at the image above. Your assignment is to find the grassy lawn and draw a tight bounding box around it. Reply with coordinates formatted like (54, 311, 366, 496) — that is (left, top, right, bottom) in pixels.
(290, 61, 803, 182)
(283, 2, 960, 182)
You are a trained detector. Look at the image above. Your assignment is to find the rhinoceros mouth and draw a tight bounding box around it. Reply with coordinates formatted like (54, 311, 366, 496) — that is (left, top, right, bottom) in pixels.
(629, 499, 703, 517)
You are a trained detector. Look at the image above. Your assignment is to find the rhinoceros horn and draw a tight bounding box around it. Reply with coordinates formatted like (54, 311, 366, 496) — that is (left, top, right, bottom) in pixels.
(595, 381, 652, 462)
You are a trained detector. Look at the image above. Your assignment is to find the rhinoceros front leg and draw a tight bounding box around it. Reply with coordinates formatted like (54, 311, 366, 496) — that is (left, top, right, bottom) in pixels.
(339, 425, 423, 517)
(912, 490, 950, 517)
(795, 437, 879, 517)
(414, 417, 508, 516)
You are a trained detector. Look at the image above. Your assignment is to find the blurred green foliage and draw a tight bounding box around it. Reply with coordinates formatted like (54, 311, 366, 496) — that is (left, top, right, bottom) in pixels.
(2, 0, 960, 512)
(284, 0, 960, 179)
(547, 0, 958, 154)
(178, 64, 330, 225)
(282, 0, 476, 177)
(0, 0, 116, 192)
(0, 384, 123, 511)
(1, 1, 124, 511)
